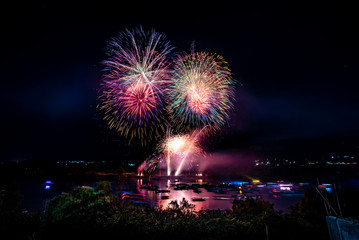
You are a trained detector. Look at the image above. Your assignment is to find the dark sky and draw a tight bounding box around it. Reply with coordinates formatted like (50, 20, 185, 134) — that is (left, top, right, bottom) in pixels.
(2, 2, 359, 161)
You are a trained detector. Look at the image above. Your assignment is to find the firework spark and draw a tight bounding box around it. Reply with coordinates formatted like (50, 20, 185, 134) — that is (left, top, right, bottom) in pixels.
(168, 52, 234, 133)
(136, 130, 204, 176)
(163, 130, 203, 176)
(98, 28, 236, 175)
(98, 27, 173, 144)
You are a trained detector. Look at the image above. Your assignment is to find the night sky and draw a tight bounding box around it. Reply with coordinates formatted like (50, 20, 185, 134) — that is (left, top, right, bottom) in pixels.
(2, 2, 359, 162)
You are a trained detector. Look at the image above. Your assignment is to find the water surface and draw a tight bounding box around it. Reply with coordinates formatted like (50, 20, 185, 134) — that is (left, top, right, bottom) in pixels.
(19, 176, 311, 213)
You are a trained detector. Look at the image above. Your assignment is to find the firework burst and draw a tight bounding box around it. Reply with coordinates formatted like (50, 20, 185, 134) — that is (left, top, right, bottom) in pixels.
(168, 52, 234, 134)
(98, 27, 174, 144)
(163, 129, 204, 176)
(137, 129, 204, 176)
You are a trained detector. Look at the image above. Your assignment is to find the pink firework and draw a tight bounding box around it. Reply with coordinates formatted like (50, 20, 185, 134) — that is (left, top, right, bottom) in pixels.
(121, 81, 157, 120)
(98, 27, 173, 144)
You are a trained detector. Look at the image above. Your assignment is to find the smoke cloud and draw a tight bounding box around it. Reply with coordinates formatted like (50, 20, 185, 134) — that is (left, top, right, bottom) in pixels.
(200, 150, 259, 176)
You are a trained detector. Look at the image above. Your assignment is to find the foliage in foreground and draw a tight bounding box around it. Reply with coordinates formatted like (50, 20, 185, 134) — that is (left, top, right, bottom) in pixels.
(5, 180, 358, 240)
(0, 182, 40, 240)
(41, 183, 329, 240)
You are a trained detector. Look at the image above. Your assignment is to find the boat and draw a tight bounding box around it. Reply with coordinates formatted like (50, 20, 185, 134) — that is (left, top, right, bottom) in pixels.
(213, 196, 231, 200)
(139, 185, 159, 191)
(193, 189, 202, 193)
(192, 197, 205, 201)
(44, 180, 54, 185)
(44, 180, 53, 190)
(156, 189, 170, 193)
(173, 183, 189, 190)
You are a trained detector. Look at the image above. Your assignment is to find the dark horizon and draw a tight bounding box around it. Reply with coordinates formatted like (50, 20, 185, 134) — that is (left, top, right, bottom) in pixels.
(2, 2, 359, 162)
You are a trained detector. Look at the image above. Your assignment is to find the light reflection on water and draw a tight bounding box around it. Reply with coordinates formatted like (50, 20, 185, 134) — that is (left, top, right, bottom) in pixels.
(19, 177, 311, 213)
(137, 178, 211, 211)
(124, 177, 307, 212)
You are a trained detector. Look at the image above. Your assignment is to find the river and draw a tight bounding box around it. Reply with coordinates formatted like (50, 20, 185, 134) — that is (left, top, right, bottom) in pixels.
(18, 176, 319, 213)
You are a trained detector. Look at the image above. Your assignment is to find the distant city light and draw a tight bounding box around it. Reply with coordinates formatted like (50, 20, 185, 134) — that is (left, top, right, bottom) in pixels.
(252, 155, 358, 167)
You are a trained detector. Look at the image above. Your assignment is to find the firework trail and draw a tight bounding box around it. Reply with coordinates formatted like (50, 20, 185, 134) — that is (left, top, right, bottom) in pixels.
(137, 129, 204, 176)
(173, 130, 202, 176)
(164, 130, 203, 176)
(168, 52, 234, 134)
(98, 27, 174, 144)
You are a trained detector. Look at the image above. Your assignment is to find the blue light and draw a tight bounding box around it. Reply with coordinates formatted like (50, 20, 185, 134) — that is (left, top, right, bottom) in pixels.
(45, 185, 51, 190)
(228, 181, 248, 186)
